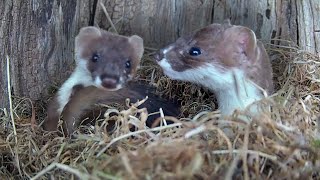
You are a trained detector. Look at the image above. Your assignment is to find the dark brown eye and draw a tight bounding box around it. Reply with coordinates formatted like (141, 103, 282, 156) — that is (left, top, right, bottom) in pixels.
(125, 60, 131, 68)
(92, 53, 99, 62)
(189, 47, 201, 56)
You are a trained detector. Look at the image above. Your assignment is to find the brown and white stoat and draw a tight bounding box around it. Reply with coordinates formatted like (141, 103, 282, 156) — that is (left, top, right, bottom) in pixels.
(43, 27, 180, 136)
(155, 20, 273, 116)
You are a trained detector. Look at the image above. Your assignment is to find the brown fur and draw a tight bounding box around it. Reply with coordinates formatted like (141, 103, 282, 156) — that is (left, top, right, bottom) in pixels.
(44, 84, 84, 131)
(44, 96, 60, 131)
(76, 27, 143, 90)
(156, 20, 273, 94)
(58, 82, 180, 136)
(44, 26, 145, 132)
(44, 26, 180, 136)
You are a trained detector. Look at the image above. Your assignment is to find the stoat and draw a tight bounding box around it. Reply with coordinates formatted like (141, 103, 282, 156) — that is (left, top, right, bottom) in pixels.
(155, 20, 273, 116)
(43, 26, 180, 135)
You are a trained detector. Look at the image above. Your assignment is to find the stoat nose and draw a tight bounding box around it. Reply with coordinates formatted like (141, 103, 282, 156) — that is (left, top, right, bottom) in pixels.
(153, 51, 164, 62)
(100, 74, 119, 90)
(101, 78, 118, 89)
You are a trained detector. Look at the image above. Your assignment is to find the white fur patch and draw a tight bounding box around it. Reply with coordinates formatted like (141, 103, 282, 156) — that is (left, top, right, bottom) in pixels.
(119, 76, 124, 83)
(158, 58, 263, 116)
(93, 76, 123, 91)
(94, 76, 102, 87)
(57, 59, 94, 113)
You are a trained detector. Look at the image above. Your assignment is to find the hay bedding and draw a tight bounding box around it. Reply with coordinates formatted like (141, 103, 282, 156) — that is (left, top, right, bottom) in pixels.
(1, 45, 320, 180)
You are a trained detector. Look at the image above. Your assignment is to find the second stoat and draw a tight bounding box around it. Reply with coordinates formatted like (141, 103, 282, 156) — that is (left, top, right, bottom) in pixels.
(155, 20, 273, 116)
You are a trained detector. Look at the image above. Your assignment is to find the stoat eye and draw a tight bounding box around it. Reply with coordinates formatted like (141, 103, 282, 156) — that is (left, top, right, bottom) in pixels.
(92, 53, 100, 62)
(125, 60, 131, 68)
(189, 47, 201, 56)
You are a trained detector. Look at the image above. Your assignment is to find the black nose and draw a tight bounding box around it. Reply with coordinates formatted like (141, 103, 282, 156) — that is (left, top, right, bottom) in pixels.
(153, 51, 164, 62)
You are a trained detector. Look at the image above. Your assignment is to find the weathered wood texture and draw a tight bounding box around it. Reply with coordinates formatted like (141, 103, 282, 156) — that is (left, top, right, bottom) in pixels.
(0, 0, 319, 109)
(296, 0, 320, 53)
(95, 0, 214, 48)
(96, 0, 319, 52)
(0, 0, 96, 110)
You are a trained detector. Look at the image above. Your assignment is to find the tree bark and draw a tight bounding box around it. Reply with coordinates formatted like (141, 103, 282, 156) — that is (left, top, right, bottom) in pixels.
(0, 0, 95, 109)
(296, 0, 320, 53)
(94, 0, 214, 48)
(94, 0, 276, 47)
(0, 0, 319, 109)
(95, 0, 319, 54)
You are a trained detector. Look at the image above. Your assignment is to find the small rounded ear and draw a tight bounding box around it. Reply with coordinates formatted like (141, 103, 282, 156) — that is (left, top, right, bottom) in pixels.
(129, 35, 144, 60)
(78, 26, 102, 36)
(222, 19, 232, 28)
(75, 26, 102, 51)
(224, 26, 258, 61)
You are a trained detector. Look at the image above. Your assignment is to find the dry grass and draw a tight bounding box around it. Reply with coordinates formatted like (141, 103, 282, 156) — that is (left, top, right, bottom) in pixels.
(1, 44, 320, 180)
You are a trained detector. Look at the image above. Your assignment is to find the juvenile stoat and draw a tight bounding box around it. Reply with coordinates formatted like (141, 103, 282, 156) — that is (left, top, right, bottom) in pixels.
(43, 26, 180, 135)
(155, 20, 273, 116)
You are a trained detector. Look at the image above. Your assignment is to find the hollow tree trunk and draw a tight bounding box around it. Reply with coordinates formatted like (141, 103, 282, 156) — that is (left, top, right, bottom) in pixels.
(0, 0, 319, 110)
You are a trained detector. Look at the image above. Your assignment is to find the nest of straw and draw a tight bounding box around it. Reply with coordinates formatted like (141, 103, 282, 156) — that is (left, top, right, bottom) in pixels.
(1, 44, 319, 179)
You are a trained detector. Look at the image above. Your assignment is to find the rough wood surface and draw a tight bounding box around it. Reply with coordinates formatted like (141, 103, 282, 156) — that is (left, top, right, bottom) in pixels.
(95, 0, 319, 53)
(0, 0, 95, 109)
(0, 0, 319, 109)
(94, 0, 277, 47)
(95, 0, 214, 48)
(297, 0, 320, 54)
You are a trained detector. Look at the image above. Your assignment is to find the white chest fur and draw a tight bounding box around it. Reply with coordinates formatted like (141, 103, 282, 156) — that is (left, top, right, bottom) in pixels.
(57, 59, 94, 113)
(158, 59, 263, 116)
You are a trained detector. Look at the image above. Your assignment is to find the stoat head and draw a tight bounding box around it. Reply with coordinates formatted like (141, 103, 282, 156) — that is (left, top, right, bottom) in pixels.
(154, 20, 261, 80)
(75, 26, 144, 91)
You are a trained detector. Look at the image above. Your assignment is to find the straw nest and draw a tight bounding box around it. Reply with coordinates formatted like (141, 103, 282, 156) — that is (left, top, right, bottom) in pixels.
(1, 44, 319, 180)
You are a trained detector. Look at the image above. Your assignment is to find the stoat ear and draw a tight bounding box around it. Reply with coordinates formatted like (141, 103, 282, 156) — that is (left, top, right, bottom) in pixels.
(78, 26, 102, 36)
(75, 26, 102, 51)
(222, 19, 232, 28)
(129, 35, 144, 60)
(223, 26, 258, 61)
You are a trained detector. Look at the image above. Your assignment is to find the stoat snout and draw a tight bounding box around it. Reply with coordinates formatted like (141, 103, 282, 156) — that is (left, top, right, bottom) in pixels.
(93, 72, 122, 90)
(154, 46, 190, 81)
(86, 51, 134, 91)
(153, 49, 166, 62)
